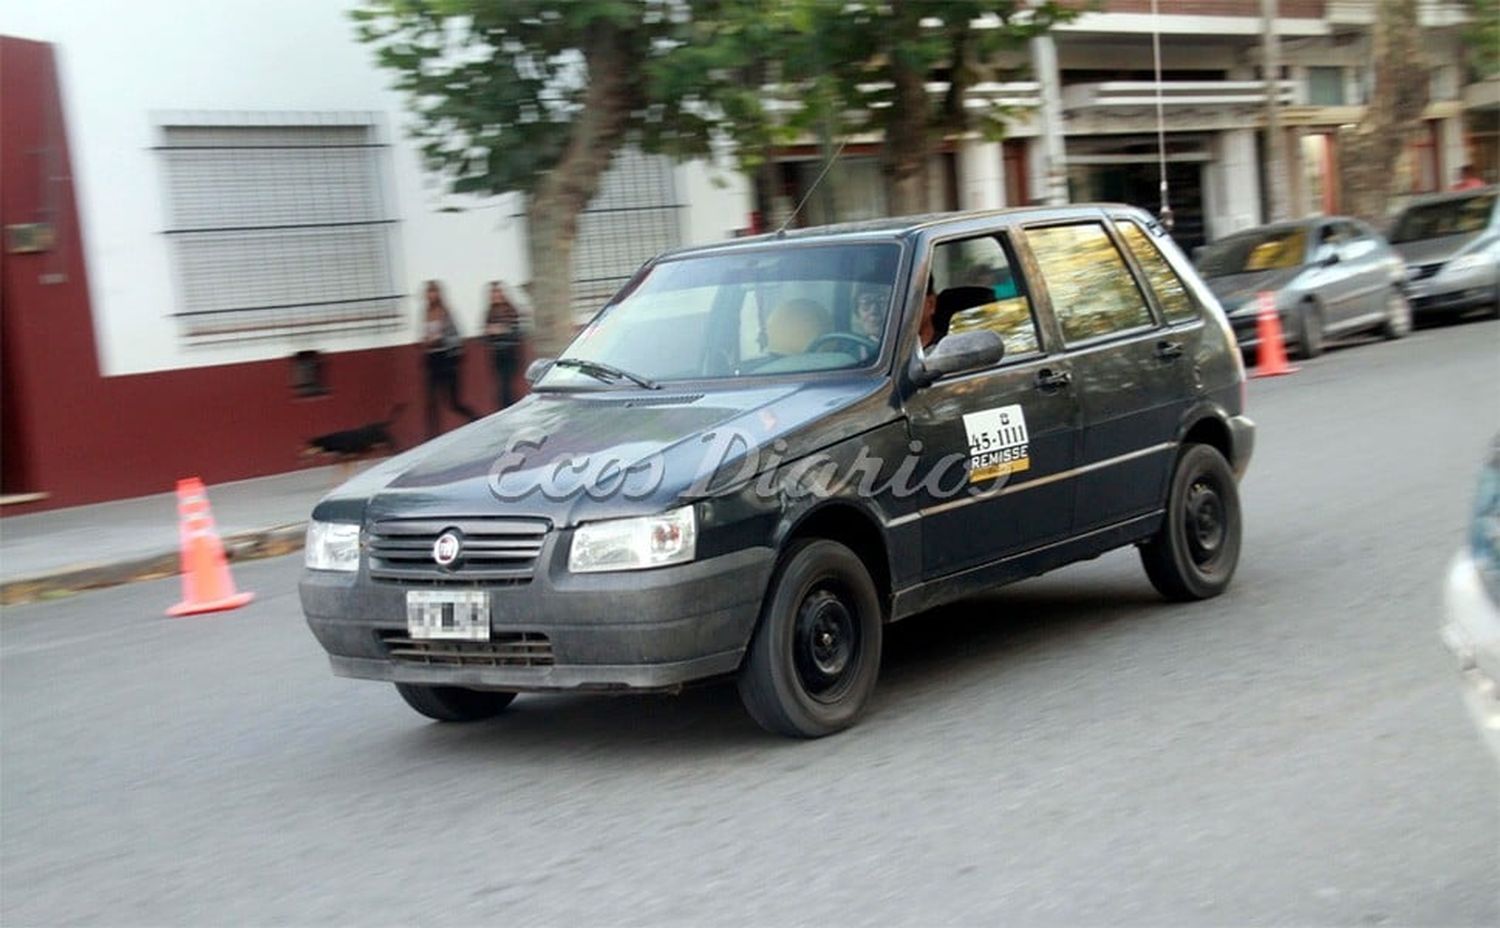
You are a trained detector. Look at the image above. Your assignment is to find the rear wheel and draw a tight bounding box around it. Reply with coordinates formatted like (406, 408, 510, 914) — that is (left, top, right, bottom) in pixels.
(738, 539, 883, 738)
(395, 683, 516, 722)
(1140, 444, 1243, 601)
(1291, 301, 1324, 359)
(1380, 288, 1412, 340)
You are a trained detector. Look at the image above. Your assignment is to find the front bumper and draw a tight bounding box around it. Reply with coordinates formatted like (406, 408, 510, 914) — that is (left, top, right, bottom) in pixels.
(301, 542, 777, 693)
(1440, 550, 1500, 765)
(1406, 263, 1498, 314)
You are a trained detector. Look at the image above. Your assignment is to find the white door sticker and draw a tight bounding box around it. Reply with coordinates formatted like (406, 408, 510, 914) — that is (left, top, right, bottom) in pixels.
(962, 404, 1031, 482)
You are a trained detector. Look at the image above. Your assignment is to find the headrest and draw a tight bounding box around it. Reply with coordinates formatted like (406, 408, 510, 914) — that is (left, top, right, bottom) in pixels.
(766, 298, 831, 354)
(933, 286, 995, 342)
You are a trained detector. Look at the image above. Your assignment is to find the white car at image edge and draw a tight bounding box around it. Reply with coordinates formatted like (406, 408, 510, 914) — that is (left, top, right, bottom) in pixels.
(1442, 436, 1500, 763)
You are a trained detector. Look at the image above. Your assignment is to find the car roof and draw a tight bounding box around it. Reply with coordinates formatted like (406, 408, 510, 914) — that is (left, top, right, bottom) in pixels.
(657, 204, 1148, 260)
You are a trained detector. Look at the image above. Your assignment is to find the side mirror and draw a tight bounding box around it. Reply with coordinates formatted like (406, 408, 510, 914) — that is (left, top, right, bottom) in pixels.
(1317, 248, 1340, 268)
(524, 357, 554, 385)
(909, 330, 1005, 388)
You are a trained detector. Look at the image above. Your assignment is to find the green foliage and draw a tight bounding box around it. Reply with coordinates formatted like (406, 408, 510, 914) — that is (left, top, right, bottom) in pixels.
(753, 1, 1076, 145)
(350, 0, 714, 198)
(1464, 0, 1499, 79)
(353, 1, 1079, 199)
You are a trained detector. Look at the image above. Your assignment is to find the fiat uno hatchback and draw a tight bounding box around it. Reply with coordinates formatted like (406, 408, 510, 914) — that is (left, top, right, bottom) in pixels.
(301, 206, 1255, 738)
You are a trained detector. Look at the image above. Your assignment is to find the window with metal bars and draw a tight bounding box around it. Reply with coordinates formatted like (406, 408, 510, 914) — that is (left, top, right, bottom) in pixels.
(568, 148, 684, 322)
(156, 115, 404, 345)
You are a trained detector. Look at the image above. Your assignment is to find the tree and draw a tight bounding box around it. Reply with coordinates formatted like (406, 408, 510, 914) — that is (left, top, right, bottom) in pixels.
(352, 1, 714, 357)
(1337, 0, 1429, 222)
(1462, 0, 1498, 80)
(805, 0, 1076, 215)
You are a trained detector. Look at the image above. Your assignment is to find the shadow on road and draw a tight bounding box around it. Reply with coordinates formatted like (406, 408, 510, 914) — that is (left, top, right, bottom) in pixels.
(375, 575, 1169, 757)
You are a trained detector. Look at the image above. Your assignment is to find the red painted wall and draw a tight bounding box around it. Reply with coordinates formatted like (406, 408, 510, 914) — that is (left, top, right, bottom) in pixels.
(0, 37, 521, 516)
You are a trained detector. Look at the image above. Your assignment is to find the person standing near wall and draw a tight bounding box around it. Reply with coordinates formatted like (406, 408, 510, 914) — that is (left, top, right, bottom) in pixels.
(484, 281, 525, 410)
(421, 280, 479, 438)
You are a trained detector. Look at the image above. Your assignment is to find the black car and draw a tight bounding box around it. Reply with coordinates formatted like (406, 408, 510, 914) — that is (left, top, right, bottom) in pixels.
(300, 205, 1255, 738)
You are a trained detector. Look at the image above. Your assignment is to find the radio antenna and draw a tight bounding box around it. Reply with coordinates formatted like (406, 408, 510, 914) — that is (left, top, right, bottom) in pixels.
(1151, 0, 1173, 232)
(776, 136, 851, 237)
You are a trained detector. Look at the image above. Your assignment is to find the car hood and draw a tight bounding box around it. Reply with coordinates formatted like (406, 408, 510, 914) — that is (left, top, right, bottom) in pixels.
(1392, 232, 1483, 267)
(1204, 267, 1302, 313)
(312, 378, 893, 527)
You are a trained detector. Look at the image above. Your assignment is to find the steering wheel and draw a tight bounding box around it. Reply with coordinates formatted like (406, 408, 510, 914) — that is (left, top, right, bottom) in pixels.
(806, 332, 878, 356)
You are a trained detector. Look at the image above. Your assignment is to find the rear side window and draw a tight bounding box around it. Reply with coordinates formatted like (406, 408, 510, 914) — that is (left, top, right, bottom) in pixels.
(1026, 223, 1155, 343)
(1118, 220, 1199, 324)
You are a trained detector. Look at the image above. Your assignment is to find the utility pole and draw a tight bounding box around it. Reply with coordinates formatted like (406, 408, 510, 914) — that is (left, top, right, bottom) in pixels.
(1031, 35, 1069, 206)
(1261, 0, 1290, 221)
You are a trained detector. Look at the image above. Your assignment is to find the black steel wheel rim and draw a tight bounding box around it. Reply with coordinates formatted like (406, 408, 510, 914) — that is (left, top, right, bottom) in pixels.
(1183, 476, 1227, 568)
(792, 586, 859, 703)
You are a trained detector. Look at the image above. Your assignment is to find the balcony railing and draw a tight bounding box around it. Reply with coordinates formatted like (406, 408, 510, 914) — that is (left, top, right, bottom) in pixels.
(1326, 0, 1470, 26)
(1063, 79, 1296, 112)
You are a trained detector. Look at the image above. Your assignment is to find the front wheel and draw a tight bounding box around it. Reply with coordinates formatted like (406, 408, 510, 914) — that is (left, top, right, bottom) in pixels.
(1139, 444, 1243, 601)
(1291, 301, 1324, 360)
(738, 539, 883, 738)
(1381, 288, 1412, 340)
(395, 683, 516, 722)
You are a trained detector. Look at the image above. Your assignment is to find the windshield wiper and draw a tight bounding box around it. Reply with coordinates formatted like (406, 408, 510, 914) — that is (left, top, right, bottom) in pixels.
(551, 357, 660, 390)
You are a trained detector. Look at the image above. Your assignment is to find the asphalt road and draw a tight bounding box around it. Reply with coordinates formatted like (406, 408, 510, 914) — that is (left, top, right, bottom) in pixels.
(4, 319, 1498, 927)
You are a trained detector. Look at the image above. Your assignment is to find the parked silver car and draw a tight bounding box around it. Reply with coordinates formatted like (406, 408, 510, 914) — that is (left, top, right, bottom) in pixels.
(1195, 217, 1411, 359)
(1389, 187, 1500, 319)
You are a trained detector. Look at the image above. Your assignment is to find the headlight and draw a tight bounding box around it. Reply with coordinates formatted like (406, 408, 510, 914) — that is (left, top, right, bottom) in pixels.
(1445, 253, 1496, 275)
(568, 505, 697, 573)
(305, 520, 361, 572)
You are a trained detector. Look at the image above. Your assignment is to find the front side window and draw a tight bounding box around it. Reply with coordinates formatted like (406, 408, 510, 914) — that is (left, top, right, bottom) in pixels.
(929, 235, 1040, 358)
(1026, 223, 1155, 344)
(539, 243, 901, 387)
(1118, 220, 1198, 324)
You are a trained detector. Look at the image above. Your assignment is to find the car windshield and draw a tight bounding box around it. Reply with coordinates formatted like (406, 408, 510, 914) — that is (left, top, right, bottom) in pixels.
(1196, 227, 1308, 277)
(1389, 192, 1496, 244)
(538, 242, 903, 388)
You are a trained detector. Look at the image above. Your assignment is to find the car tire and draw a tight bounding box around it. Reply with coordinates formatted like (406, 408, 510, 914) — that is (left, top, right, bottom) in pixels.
(738, 539, 883, 738)
(1380, 288, 1412, 340)
(395, 683, 516, 722)
(1291, 301, 1324, 359)
(1139, 444, 1243, 602)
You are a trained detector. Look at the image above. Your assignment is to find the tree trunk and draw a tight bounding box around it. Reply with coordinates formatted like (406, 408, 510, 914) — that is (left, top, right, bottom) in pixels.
(1337, 0, 1428, 223)
(525, 23, 637, 359)
(884, 58, 931, 216)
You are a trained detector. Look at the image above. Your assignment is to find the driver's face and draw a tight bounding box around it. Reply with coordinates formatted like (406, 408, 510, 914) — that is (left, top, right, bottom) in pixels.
(853, 293, 885, 338)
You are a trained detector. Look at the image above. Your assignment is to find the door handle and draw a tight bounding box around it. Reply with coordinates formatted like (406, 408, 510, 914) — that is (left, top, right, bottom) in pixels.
(1035, 368, 1071, 390)
(1155, 340, 1184, 361)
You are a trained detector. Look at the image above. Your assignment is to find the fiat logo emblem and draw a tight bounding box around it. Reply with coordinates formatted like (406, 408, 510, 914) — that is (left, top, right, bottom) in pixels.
(432, 531, 462, 567)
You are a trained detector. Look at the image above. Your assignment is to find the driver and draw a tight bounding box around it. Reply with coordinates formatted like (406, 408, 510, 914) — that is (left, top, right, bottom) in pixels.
(852, 287, 890, 340)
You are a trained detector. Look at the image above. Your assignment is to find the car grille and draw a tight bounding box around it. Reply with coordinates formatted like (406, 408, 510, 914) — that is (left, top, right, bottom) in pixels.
(380, 632, 555, 668)
(367, 518, 549, 583)
(1410, 262, 1443, 281)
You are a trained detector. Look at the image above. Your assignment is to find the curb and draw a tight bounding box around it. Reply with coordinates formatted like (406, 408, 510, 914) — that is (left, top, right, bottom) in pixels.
(0, 523, 308, 606)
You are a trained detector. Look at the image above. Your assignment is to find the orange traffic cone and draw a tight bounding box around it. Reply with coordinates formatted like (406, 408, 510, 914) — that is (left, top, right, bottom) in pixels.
(1251, 290, 1298, 378)
(166, 477, 254, 617)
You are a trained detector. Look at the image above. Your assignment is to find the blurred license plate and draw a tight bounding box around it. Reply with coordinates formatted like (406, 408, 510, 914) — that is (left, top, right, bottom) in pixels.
(406, 590, 490, 641)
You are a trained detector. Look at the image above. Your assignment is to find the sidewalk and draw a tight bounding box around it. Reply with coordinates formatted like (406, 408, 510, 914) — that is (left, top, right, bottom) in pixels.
(0, 465, 352, 603)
